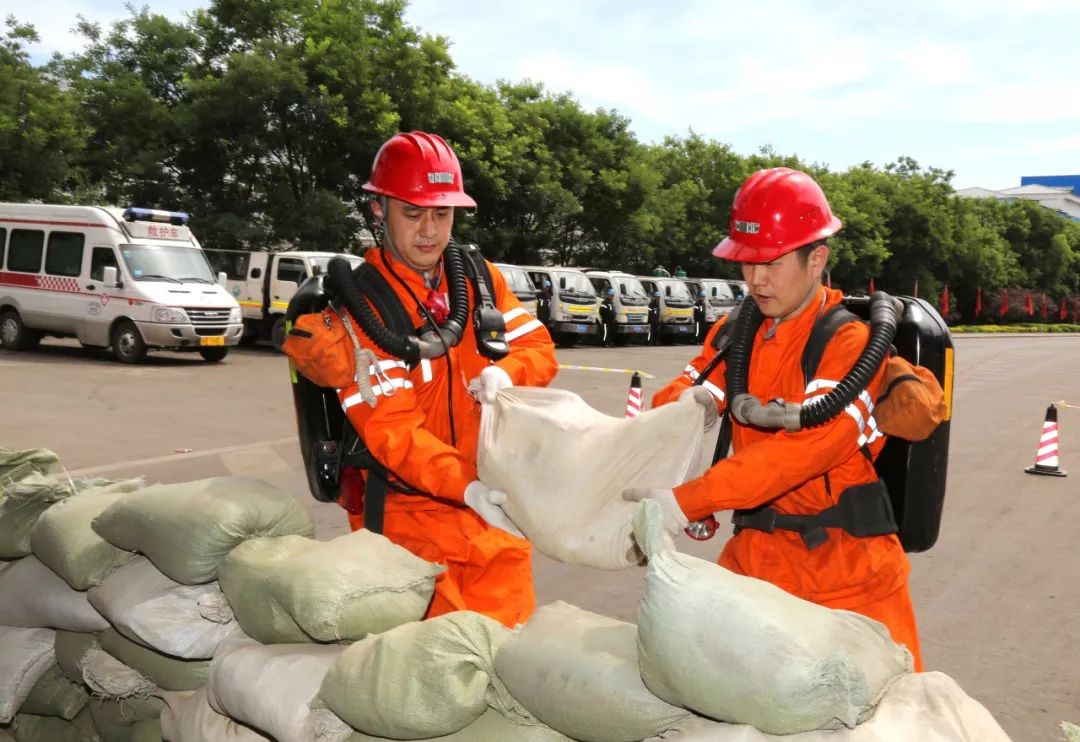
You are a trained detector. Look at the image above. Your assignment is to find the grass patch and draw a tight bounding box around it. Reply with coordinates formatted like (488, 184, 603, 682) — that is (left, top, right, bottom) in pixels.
(951, 323, 1080, 333)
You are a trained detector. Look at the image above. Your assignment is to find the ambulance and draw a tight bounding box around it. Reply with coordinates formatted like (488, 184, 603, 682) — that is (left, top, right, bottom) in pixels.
(0, 204, 243, 363)
(204, 249, 363, 349)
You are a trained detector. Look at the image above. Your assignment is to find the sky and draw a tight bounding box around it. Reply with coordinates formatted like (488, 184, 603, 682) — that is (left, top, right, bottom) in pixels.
(9, 0, 1080, 189)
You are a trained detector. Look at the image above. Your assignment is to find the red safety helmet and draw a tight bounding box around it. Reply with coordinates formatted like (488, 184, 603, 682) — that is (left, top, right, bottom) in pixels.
(363, 131, 477, 208)
(713, 167, 842, 264)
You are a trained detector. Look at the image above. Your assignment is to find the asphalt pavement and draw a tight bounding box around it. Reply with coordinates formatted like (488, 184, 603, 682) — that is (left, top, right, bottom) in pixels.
(2, 335, 1078, 741)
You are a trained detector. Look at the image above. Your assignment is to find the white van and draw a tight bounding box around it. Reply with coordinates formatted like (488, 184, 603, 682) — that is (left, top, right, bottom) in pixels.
(205, 249, 362, 349)
(522, 266, 601, 346)
(0, 204, 243, 363)
(585, 270, 651, 344)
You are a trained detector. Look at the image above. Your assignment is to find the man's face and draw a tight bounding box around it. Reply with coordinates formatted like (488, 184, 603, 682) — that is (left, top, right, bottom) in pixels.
(375, 198, 454, 272)
(740, 244, 828, 318)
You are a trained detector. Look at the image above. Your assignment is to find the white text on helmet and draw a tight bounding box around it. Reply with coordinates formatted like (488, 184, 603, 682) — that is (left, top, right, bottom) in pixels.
(427, 172, 455, 184)
(735, 220, 761, 234)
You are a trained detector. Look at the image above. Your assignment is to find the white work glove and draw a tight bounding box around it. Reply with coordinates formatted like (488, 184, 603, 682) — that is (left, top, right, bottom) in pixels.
(622, 487, 690, 535)
(680, 385, 719, 428)
(464, 480, 524, 538)
(469, 365, 514, 404)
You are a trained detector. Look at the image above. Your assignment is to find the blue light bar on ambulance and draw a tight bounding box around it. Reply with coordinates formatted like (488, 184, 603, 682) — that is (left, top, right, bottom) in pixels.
(122, 207, 190, 226)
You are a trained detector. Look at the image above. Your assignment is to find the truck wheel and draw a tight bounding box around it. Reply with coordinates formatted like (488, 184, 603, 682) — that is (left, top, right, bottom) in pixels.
(199, 347, 229, 363)
(111, 320, 148, 364)
(271, 316, 287, 352)
(0, 309, 42, 351)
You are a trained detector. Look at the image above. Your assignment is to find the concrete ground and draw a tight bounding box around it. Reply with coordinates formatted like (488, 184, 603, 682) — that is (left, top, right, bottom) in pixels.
(2, 335, 1078, 741)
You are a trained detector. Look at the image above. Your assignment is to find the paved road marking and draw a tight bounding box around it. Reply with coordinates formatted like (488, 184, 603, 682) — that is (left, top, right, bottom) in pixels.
(559, 364, 656, 379)
(67, 436, 299, 476)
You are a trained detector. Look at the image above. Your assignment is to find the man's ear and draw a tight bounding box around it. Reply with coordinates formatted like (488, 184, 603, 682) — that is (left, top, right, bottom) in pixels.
(811, 244, 830, 277)
(370, 199, 385, 221)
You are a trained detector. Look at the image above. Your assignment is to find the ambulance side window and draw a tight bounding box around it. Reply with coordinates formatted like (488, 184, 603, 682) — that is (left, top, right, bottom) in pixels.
(45, 232, 85, 277)
(0, 228, 6, 268)
(90, 247, 119, 282)
(7, 230, 44, 273)
(276, 258, 306, 284)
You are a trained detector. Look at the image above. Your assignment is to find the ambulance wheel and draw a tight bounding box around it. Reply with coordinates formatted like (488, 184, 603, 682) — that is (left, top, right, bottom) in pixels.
(271, 316, 287, 352)
(0, 309, 41, 351)
(199, 347, 229, 363)
(111, 320, 147, 364)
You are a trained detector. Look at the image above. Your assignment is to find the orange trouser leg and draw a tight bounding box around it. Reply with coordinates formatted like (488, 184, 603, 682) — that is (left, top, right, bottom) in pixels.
(823, 582, 924, 672)
(346, 504, 535, 628)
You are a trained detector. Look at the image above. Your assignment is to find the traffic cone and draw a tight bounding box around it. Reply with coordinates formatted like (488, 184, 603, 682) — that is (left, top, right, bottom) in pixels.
(1025, 404, 1067, 477)
(625, 372, 643, 418)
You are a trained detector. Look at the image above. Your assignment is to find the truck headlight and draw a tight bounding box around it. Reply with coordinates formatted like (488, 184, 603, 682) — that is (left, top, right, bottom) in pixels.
(229, 307, 242, 323)
(152, 307, 188, 323)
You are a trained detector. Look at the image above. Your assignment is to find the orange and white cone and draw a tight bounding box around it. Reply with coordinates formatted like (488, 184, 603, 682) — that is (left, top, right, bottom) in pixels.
(1025, 404, 1067, 477)
(625, 372, 643, 418)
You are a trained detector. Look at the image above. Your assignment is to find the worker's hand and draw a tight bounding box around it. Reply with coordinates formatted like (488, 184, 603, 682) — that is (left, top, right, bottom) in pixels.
(469, 365, 514, 404)
(622, 487, 689, 534)
(680, 385, 719, 428)
(464, 480, 525, 538)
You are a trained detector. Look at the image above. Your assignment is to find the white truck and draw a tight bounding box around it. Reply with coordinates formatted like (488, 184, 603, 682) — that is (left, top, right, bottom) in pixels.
(0, 204, 243, 363)
(203, 250, 363, 350)
(585, 270, 652, 344)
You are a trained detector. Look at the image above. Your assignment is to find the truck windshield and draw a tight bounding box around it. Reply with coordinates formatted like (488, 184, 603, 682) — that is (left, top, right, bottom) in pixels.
(120, 244, 215, 283)
(498, 265, 536, 295)
(617, 276, 649, 299)
(663, 280, 693, 301)
(557, 272, 597, 296)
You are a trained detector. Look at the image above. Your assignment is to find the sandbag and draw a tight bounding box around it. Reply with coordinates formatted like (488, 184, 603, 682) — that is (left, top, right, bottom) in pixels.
(0, 447, 58, 481)
(30, 481, 145, 590)
(633, 501, 912, 735)
(316, 611, 526, 739)
(55, 632, 101, 683)
(87, 697, 165, 742)
(478, 387, 709, 569)
(347, 709, 575, 742)
(217, 530, 443, 644)
(0, 556, 108, 632)
(98, 630, 209, 693)
(207, 643, 353, 742)
(10, 709, 97, 742)
(0, 626, 55, 724)
(1064, 722, 1080, 742)
(89, 557, 244, 659)
(646, 672, 1011, 741)
(92, 477, 315, 584)
(19, 663, 88, 720)
(0, 473, 110, 559)
(79, 648, 157, 700)
(158, 688, 268, 742)
(495, 601, 691, 742)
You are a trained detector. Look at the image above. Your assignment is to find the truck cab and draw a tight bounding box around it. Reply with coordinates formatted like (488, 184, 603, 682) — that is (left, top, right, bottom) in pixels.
(585, 270, 651, 344)
(0, 204, 243, 363)
(204, 249, 363, 350)
(639, 276, 697, 343)
(494, 263, 539, 317)
(522, 266, 601, 347)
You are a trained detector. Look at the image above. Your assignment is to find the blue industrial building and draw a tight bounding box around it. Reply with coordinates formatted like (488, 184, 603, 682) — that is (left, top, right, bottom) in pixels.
(1020, 175, 1080, 194)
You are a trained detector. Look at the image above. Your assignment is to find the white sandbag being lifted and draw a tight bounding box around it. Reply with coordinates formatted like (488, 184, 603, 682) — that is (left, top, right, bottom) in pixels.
(92, 476, 316, 585)
(633, 501, 912, 735)
(478, 387, 709, 570)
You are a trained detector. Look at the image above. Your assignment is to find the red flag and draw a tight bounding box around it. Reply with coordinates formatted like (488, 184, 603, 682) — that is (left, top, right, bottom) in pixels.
(975, 287, 983, 318)
(1025, 292, 1034, 316)
(1041, 295, 1048, 320)
(940, 285, 950, 317)
(869, 277, 876, 294)
(1000, 290, 1009, 317)
(1060, 297, 1068, 321)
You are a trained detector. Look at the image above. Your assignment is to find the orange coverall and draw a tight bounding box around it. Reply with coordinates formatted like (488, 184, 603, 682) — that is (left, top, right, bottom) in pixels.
(654, 286, 923, 669)
(336, 247, 558, 628)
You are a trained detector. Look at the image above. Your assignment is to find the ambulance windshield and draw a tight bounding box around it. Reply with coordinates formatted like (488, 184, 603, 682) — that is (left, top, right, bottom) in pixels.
(121, 244, 216, 283)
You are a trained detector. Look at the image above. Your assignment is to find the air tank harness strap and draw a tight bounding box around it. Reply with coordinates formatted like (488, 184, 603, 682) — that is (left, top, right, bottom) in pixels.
(731, 480, 898, 550)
